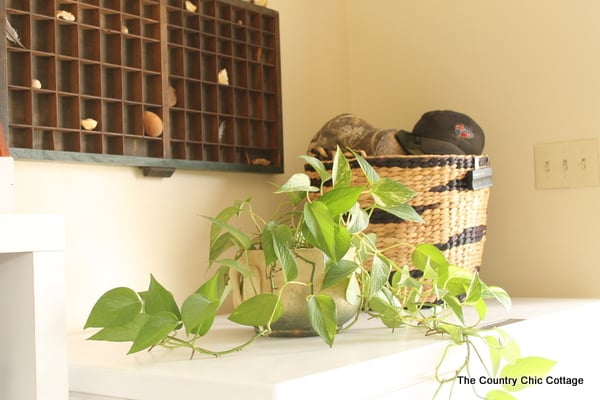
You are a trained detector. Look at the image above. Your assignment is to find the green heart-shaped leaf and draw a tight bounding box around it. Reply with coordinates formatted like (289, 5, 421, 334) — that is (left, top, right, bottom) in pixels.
(308, 294, 338, 347)
(84, 287, 142, 329)
(228, 294, 283, 327)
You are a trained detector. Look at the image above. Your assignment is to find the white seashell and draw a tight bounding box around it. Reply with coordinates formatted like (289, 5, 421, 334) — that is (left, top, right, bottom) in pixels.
(56, 10, 76, 22)
(81, 118, 98, 131)
(251, 158, 271, 166)
(218, 121, 226, 142)
(31, 79, 42, 89)
(121, 25, 129, 34)
(184, 1, 197, 12)
(218, 68, 229, 85)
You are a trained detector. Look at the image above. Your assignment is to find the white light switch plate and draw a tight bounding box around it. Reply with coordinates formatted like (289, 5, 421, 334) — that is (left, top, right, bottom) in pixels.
(534, 139, 600, 189)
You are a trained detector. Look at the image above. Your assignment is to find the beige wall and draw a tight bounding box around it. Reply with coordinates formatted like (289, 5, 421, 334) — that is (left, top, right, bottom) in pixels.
(346, 0, 600, 297)
(12, 1, 599, 332)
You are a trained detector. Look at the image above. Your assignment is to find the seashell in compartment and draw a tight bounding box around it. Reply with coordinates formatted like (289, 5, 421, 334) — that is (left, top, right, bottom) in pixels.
(218, 68, 229, 85)
(185, 1, 198, 12)
(251, 158, 271, 166)
(31, 79, 42, 89)
(81, 118, 98, 131)
(167, 85, 177, 108)
(56, 10, 76, 22)
(143, 111, 164, 137)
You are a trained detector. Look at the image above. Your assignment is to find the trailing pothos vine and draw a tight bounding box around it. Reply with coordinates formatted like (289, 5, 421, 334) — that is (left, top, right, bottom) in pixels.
(84, 148, 555, 399)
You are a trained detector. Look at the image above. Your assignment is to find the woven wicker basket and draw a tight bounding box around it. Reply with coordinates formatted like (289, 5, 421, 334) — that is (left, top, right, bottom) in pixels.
(305, 154, 491, 273)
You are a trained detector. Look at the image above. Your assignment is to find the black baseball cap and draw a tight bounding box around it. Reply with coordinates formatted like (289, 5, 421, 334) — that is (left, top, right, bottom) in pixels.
(396, 110, 485, 155)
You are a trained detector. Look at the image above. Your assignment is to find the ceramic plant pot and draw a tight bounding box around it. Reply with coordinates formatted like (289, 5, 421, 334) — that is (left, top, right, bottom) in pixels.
(230, 248, 360, 337)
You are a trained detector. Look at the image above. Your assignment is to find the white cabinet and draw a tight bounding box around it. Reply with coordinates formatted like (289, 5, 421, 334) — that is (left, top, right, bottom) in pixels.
(0, 215, 67, 400)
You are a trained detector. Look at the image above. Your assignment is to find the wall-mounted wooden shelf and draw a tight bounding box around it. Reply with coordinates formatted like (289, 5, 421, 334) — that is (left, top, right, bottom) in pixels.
(1, 0, 283, 173)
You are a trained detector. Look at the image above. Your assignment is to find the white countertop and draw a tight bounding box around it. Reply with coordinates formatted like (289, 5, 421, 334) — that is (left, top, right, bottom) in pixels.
(69, 298, 600, 400)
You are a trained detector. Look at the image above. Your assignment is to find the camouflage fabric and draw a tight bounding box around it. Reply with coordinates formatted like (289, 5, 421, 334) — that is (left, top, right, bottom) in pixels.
(307, 114, 406, 159)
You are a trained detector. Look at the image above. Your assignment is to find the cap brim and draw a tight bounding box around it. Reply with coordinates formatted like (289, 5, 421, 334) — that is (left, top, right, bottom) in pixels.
(395, 130, 424, 155)
(420, 137, 466, 155)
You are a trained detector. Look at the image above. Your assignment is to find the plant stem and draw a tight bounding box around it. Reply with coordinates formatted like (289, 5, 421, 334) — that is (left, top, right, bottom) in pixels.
(165, 329, 270, 358)
(246, 201, 268, 233)
(293, 250, 317, 295)
(338, 294, 364, 332)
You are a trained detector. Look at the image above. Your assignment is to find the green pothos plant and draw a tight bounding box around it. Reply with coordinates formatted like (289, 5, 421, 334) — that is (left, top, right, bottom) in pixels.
(84, 148, 555, 399)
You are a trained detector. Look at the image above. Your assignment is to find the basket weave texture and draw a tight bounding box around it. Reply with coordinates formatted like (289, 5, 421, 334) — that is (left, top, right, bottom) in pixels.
(305, 154, 490, 273)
